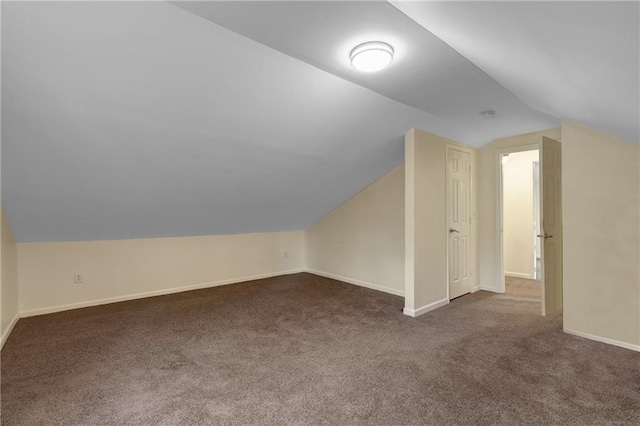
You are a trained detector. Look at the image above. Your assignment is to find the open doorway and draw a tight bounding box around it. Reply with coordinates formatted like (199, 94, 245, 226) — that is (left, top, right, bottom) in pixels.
(497, 137, 563, 316)
(501, 149, 542, 305)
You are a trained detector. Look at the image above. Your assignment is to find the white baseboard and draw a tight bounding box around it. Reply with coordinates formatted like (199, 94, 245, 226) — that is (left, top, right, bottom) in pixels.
(563, 328, 640, 352)
(20, 268, 306, 318)
(480, 285, 504, 293)
(1, 313, 20, 350)
(304, 269, 404, 297)
(505, 271, 535, 279)
(471, 285, 481, 293)
(403, 298, 449, 317)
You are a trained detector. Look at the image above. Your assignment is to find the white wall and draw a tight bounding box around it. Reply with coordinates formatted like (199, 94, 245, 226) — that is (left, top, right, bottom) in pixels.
(405, 128, 477, 316)
(305, 164, 405, 295)
(1, 208, 20, 348)
(18, 231, 304, 316)
(477, 128, 561, 291)
(503, 150, 538, 278)
(562, 120, 640, 349)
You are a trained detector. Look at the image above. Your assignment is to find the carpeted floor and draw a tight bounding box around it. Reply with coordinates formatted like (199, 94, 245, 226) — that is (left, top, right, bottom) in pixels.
(1, 273, 639, 425)
(504, 275, 542, 302)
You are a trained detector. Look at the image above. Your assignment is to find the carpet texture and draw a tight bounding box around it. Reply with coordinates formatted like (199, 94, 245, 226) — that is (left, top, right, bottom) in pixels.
(1, 273, 639, 425)
(504, 276, 542, 302)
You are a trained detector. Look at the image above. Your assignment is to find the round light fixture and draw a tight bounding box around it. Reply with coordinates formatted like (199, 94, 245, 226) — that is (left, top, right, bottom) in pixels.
(350, 41, 394, 72)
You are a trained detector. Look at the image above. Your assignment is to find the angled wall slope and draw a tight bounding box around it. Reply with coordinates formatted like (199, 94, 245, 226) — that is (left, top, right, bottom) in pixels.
(305, 164, 405, 296)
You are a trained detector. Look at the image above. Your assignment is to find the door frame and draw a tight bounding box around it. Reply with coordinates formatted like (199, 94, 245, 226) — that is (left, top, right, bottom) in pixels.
(495, 143, 540, 294)
(446, 144, 476, 301)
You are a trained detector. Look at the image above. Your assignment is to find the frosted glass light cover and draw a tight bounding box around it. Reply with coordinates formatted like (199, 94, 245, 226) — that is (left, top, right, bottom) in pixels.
(350, 42, 394, 72)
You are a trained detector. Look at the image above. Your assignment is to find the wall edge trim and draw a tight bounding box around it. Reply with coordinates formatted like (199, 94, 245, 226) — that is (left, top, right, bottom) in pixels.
(304, 269, 404, 297)
(505, 272, 535, 279)
(19, 268, 306, 318)
(1, 313, 21, 350)
(403, 298, 449, 317)
(480, 285, 504, 293)
(563, 328, 640, 352)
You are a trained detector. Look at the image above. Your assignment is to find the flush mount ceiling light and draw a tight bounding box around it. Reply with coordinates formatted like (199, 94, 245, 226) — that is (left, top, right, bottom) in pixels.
(350, 41, 394, 72)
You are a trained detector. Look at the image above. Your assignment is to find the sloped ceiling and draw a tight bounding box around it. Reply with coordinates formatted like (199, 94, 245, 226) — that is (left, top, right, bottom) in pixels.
(170, 1, 556, 144)
(391, 0, 640, 144)
(1, 1, 633, 242)
(0, 1, 460, 242)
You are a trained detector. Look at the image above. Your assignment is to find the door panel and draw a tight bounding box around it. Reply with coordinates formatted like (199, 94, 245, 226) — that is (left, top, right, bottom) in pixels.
(448, 148, 472, 299)
(540, 137, 563, 315)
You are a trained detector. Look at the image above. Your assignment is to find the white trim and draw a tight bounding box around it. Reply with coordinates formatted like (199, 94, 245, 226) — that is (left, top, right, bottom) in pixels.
(304, 269, 404, 297)
(20, 268, 306, 318)
(564, 328, 640, 352)
(505, 271, 535, 279)
(403, 298, 449, 317)
(1, 313, 20, 350)
(471, 285, 481, 293)
(480, 285, 504, 293)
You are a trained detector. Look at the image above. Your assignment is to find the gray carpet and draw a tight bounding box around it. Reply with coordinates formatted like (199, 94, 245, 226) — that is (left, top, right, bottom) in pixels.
(1, 273, 639, 425)
(504, 275, 542, 302)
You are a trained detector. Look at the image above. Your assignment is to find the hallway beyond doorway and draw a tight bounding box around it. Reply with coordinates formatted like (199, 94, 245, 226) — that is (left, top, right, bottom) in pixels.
(504, 275, 541, 302)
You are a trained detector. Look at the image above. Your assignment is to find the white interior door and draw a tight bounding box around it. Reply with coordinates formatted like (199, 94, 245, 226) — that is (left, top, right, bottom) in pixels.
(540, 136, 563, 315)
(448, 147, 472, 299)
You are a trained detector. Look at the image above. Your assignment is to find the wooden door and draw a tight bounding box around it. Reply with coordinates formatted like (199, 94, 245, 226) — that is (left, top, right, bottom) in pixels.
(540, 136, 563, 315)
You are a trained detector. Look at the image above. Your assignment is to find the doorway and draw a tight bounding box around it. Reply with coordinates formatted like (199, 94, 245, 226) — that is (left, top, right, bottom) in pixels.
(501, 149, 542, 304)
(497, 138, 563, 316)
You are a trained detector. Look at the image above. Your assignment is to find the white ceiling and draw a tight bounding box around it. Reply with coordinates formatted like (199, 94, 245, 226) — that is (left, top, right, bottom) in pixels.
(391, 0, 640, 144)
(1, 1, 634, 242)
(171, 0, 557, 143)
(0, 1, 457, 241)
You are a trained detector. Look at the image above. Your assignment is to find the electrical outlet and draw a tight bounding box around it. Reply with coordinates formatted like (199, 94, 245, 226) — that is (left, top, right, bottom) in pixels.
(283, 251, 289, 259)
(74, 273, 83, 284)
